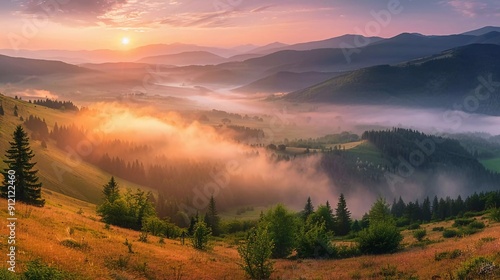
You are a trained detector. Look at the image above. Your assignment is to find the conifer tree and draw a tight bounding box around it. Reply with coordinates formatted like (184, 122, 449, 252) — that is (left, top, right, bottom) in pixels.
(302, 196, 314, 220)
(1, 125, 45, 206)
(204, 195, 221, 236)
(0, 104, 4, 115)
(335, 193, 352, 236)
(102, 176, 119, 203)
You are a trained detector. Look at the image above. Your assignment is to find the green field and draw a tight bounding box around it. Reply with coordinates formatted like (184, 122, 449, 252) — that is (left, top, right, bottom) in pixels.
(480, 157, 500, 173)
(346, 141, 390, 166)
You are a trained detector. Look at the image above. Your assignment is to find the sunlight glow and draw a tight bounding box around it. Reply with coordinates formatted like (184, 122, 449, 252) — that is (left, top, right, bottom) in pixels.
(121, 37, 130, 45)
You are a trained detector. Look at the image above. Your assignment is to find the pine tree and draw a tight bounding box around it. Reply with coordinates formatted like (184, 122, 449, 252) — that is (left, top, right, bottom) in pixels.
(0, 104, 4, 115)
(335, 193, 352, 236)
(13, 105, 18, 117)
(302, 196, 314, 220)
(204, 195, 221, 236)
(1, 125, 45, 206)
(102, 176, 119, 203)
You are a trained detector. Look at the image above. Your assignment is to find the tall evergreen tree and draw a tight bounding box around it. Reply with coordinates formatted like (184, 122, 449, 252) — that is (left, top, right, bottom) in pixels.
(335, 193, 352, 236)
(422, 196, 432, 222)
(1, 125, 45, 206)
(102, 176, 119, 203)
(302, 196, 314, 220)
(204, 195, 221, 236)
(13, 105, 18, 117)
(0, 104, 4, 115)
(368, 197, 392, 224)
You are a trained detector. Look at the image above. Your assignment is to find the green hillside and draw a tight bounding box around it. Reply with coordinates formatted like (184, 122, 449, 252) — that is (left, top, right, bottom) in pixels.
(284, 44, 500, 115)
(0, 94, 151, 204)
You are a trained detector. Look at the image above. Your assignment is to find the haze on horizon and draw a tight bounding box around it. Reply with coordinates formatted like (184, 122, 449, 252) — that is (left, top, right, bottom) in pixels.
(0, 0, 499, 51)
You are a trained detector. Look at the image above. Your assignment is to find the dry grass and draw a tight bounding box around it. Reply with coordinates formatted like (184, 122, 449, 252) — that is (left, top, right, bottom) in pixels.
(1, 191, 500, 279)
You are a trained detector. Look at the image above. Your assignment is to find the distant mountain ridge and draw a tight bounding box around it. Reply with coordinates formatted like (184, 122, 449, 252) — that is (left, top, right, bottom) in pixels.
(0, 54, 92, 82)
(283, 44, 500, 115)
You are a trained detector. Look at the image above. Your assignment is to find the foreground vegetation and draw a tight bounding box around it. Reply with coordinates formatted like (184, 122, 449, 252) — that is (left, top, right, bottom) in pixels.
(2, 189, 500, 279)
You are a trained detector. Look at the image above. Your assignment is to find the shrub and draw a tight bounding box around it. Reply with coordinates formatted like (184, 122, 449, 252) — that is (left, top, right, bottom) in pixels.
(0, 268, 19, 280)
(432, 226, 444, 231)
(407, 223, 421, 230)
(443, 229, 459, 238)
(238, 225, 274, 280)
(468, 221, 485, 229)
(456, 257, 498, 280)
(296, 222, 335, 259)
(358, 221, 402, 254)
(191, 220, 212, 250)
(60, 239, 89, 250)
(262, 204, 298, 258)
(435, 249, 462, 261)
(413, 229, 427, 242)
(23, 259, 72, 280)
(453, 218, 474, 227)
(490, 207, 500, 222)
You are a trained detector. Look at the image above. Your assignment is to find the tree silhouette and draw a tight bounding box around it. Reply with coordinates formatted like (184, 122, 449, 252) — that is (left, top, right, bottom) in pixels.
(1, 125, 45, 206)
(204, 195, 221, 236)
(302, 196, 314, 220)
(335, 193, 352, 236)
(102, 176, 119, 203)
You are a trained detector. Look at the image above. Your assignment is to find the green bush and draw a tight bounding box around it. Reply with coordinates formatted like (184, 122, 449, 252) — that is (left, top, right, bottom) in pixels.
(407, 223, 421, 230)
(262, 204, 298, 258)
(296, 222, 335, 259)
(23, 259, 73, 280)
(432, 226, 444, 231)
(0, 268, 19, 280)
(238, 226, 274, 280)
(443, 229, 459, 238)
(412, 229, 427, 242)
(468, 220, 485, 229)
(357, 222, 402, 254)
(435, 249, 462, 261)
(456, 257, 499, 280)
(191, 220, 212, 250)
(453, 218, 474, 227)
(490, 207, 500, 222)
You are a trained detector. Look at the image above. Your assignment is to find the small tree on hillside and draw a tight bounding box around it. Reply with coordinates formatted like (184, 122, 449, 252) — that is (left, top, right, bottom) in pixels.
(1, 125, 45, 206)
(204, 195, 221, 236)
(369, 197, 392, 224)
(335, 193, 352, 236)
(102, 176, 119, 203)
(238, 225, 274, 279)
(0, 104, 4, 115)
(302, 196, 314, 221)
(192, 219, 212, 250)
(358, 198, 402, 254)
(263, 204, 298, 258)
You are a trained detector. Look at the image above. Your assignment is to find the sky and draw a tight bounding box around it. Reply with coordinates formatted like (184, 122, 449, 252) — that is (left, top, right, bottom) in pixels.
(0, 0, 499, 50)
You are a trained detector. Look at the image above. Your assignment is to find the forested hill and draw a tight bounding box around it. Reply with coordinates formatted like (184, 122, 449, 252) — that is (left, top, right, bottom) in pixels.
(362, 128, 500, 191)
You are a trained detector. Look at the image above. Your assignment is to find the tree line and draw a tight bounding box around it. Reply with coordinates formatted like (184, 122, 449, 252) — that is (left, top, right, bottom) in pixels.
(30, 98, 79, 111)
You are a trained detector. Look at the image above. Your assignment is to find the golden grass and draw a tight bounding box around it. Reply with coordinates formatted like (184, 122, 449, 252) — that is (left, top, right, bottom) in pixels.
(1, 191, 500, 279)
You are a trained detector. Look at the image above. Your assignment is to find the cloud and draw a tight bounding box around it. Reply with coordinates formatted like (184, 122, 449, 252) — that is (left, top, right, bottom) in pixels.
(11, 0, 337, 28)
(444, 0, 500, 17)
(16, 0, 127, 25)
(14, 89, 59, 99)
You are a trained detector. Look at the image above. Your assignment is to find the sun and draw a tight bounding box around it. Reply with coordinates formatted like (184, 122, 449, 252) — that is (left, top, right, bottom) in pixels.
(121, 37, 130, 45)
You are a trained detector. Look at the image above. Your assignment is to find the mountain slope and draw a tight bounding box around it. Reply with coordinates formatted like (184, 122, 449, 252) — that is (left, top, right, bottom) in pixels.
(461, 26, 500, 36)
(284, 44, 500, 115)
(256, 34, 383, 54)
(233, 71, 339, 94)
(0, 55, 92, 82)
(137, 51, 227, 66)
(0, 94, 151, 203)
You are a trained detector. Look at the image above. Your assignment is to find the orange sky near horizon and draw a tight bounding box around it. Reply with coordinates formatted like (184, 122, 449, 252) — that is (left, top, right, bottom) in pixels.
(0, 0, 499, 51)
